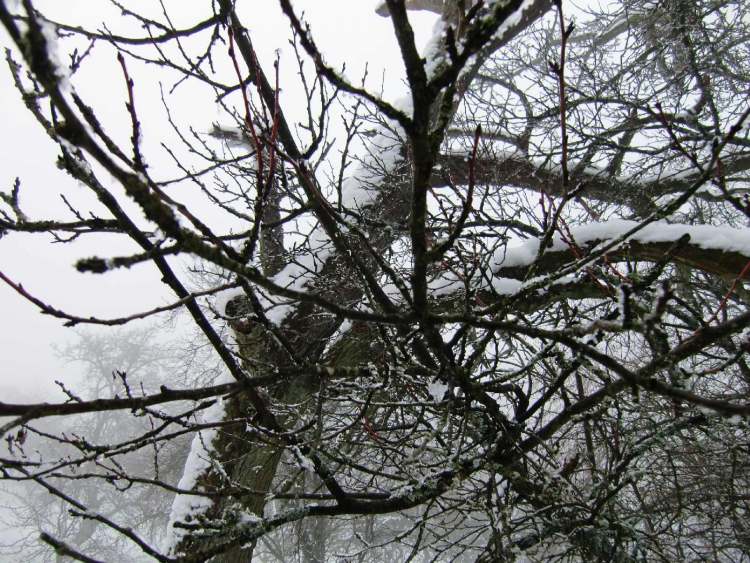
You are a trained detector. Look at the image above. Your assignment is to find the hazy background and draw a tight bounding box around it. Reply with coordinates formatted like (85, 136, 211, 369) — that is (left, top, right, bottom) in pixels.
(0, 0, 437, 402)
(0, 2, 439, 558)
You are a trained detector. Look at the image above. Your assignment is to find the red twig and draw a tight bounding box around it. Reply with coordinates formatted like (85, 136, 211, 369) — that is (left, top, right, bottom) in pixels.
(551, 0, 574, 194)
(555, 216, 613, 295)
(265, 56, 281, 189)
(362, 417, 382, 443)
(227, 28, 264, 180)
(705, 258, 750, 326)
(116, 52, 146, 172)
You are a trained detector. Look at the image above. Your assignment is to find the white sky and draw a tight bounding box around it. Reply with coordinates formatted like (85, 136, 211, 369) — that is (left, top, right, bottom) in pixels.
(0, 1, 437, 402)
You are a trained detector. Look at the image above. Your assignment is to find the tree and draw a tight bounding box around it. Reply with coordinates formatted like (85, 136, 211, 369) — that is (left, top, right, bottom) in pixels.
(1, 0, 750, 561)
(0, 326, 190, 561)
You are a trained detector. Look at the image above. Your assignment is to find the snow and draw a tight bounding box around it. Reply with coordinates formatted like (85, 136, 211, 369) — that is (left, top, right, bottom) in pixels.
(340, 131, 402, 209)
(264, 223, 333, 324)
(645, 282, 668, 323)
(374, 0, 388, 16)
(246, 95, 411, 327)
(164, 373, 232, 555)
(291, 445, 316, 473)
(324, 317, 354, 355)
(428, 269, 523, 298)
(209, 124, 252, 148)
(491, 0, 537, 44)
(427, 378, 449, 402)
(7, 1, 27, 34)
(213, 226, 337, 327)
(423, 19, 449, 80)
(493, 220, 750, 271)
(491, 276, 524, 294)
(616, 285, 629, 321)
(422, 220, 750, 303)
(427, 271, 464, 297)
(340, 92, 411, 210)
(6, 0, 21, 16)
(37, 19, 71, 93)
(57, 138, 94, 176)
(239, 512, 262, 527)
(215, 286, 245, 317)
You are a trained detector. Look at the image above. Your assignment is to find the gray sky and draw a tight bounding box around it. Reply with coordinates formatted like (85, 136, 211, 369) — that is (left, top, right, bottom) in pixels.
(0, 1, 437, 402)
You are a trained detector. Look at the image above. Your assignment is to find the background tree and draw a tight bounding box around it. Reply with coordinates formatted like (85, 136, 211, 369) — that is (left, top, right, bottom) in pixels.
(1, 0, 750, 561)
(0, 326, 190, 561)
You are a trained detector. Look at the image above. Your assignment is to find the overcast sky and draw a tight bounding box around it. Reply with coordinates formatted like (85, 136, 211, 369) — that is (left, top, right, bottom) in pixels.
(0, 1, 438, 402)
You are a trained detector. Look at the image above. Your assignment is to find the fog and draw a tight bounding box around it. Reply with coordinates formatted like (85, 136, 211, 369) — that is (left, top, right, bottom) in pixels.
(5, 1, 747, 561)
(0, 1, 435, 558)
(0, 0, 435, 401)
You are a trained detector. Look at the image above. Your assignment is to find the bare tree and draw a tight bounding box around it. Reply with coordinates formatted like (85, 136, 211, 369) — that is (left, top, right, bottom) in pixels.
(0, 326, 189, 561)
(1, 0, 750, 561)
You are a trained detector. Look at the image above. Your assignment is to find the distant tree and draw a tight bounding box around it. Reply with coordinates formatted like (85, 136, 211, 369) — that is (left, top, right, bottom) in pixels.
(1, 0, 750, 561)
(0, 326, 190, 561)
